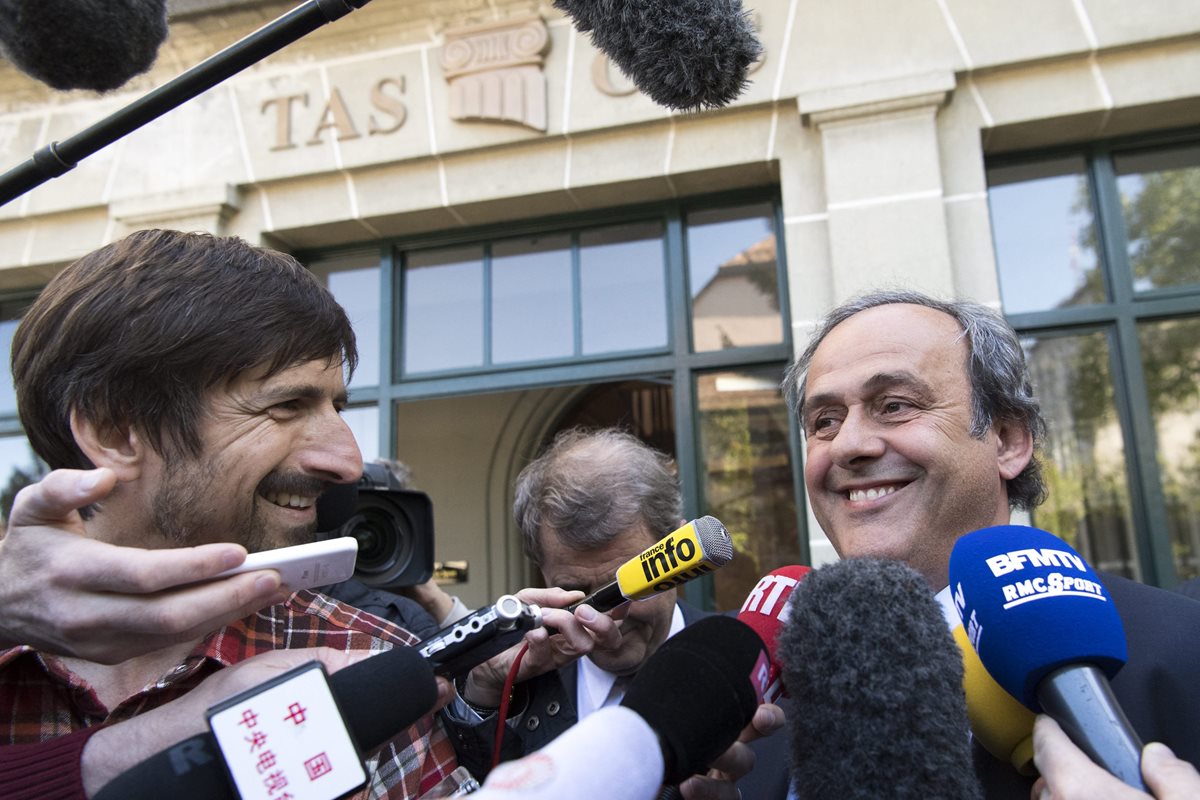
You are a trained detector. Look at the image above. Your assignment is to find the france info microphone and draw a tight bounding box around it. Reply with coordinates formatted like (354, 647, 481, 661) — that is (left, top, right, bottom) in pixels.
(952, 623, 1036, 775)
(736, 564, 811, 703)
(93, 645, 437, 800)
(553, 0, 762, 111)
(949, 525, 1145, 790)
(568, 516, 734, 613)
(621, 615, 768, 785)
(778, 558, 982, 800)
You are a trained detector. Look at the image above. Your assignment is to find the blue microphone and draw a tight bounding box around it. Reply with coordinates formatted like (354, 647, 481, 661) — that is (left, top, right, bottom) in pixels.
(949, 525, 1145, 790)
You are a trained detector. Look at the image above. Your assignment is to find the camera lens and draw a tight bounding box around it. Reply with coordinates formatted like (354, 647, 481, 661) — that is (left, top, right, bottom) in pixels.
(339, 495, 415, 586)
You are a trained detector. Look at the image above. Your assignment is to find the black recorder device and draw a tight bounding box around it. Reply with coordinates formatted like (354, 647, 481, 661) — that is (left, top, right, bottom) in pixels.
(315, 462, 435, 589)
(418, 595, 542, 679)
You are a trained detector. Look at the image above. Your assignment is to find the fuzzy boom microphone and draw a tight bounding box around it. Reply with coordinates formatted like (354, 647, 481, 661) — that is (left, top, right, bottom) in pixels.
(553, 0, 762, 111)
(778, 558, 982, 800)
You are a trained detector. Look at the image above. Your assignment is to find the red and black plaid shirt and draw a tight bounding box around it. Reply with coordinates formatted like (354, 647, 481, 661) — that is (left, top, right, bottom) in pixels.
(0, 590, 463, 799)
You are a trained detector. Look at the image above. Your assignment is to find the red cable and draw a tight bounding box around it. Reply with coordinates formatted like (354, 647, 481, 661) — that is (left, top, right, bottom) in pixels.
(490, 641, 530, 770)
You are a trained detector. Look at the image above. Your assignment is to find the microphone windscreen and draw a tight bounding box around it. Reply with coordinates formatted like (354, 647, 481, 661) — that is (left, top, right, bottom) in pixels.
(0, 0, 168, 92)
(317, 480, 359, 532)
(948, 525, 1127, 709)
(329, 645, 438, 754)
(779, 558, 981, 800)
(621, 615, 765, 784)
(553, 0, 762, 111)
(736, 564, 811, 702)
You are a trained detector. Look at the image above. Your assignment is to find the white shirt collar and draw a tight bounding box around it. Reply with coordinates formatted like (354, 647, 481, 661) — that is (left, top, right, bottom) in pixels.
(576, 603, 686, 718)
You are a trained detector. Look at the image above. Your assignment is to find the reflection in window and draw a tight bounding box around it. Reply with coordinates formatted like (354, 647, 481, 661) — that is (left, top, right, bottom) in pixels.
(492, 235, 573, 364)
(1138, 316, 1200, 580)
(686, 205, 783, 352)
(309, 252, 382, 388)
(696, 367, 799, 610)
(1024, 330, 1138, 578)
(404, 246, 485, 374)
(343, 405, 380, 464)
(0, 435, 43, 525)
(988, 158, 1104, 314)
(1115, 145, 1200, 294)
(579, 222, 668, 355)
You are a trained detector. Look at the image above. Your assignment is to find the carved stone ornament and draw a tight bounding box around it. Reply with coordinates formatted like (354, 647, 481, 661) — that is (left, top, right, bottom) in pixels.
(440, 16, 550, 132)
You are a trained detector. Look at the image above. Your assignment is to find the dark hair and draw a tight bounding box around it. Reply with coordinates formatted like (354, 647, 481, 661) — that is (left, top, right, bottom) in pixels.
(513, 428, 682, 565)
(781, 289, 1047, 510)
(12, 229, 357, 470)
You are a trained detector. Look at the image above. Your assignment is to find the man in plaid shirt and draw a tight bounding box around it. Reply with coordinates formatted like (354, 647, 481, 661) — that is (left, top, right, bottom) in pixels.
(0, 229, 466, 798)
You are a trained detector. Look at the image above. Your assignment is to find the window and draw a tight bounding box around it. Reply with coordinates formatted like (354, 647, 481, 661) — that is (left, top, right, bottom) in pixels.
(988, 133, 1200, 584)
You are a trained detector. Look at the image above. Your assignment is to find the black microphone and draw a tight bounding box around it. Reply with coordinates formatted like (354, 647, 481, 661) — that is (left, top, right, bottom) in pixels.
(0, 0, 168, 92)
(621, 615, 767, 786)
(778, 558, 983, 800)
(92, 644, 437, 800)
(554, 0, 763, 111)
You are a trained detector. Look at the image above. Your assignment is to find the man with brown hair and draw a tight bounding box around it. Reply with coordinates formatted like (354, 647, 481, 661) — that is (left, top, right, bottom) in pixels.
(0, 229, 465, 797)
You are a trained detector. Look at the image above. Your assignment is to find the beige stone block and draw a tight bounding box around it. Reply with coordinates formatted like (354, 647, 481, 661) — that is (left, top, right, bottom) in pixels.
(1080, 0, 1200, 48)
(826, 197, 955, 299)
(984, 110, 1110, 154)
(668, 107, 777, 175)
(783, 0, 962, 96)
(728, 0, 802, 107)
(566, 123, 673, 191)
(0, 115, 49, 221)
(22, 208, 109, 268)
(1100, 39, 1200, 110)
(262, 172, 357, 236)
(561, 30, 674, 134)
(231, 68, 340, 183)
(669, 162, 780, 199)
(442, 138, 569, 206)
(972, 57, 1106, 128)
(936, 93, 990, 198)
(353, 158, 453, 219)
(943, 195, 1002, 304)
(818, 105, 945, 205)
(941, 0, 1089, 69)
(780, 216, 834, 330)
(18, 99, 130, 217)
(775, 114, 828, 218)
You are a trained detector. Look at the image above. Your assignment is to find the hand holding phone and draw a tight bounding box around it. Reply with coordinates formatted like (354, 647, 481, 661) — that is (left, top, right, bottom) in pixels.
(211, 537, 358, 592)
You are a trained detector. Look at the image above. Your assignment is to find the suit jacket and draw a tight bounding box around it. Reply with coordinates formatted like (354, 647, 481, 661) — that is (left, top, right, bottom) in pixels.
(975, 573, 1200, 799)
(443, 601, 791, 798)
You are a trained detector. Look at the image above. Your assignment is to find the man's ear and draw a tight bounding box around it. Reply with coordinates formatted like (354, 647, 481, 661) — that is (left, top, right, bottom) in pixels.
(70, 409, 145, 480)
(995, 418, 1035, 481)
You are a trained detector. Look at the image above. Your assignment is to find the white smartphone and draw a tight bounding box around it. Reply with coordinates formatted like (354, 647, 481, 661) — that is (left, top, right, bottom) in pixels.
(211, 537, 359, 591)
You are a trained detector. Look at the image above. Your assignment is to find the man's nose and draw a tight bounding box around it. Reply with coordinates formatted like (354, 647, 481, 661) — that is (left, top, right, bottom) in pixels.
(300, 411, 364, 484)
(828, 408, 886, 466)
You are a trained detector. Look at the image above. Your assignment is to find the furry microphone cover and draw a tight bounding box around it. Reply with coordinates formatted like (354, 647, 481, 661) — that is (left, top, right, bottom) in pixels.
(553, 0, 762, 111)
(0, 0, 168, 91)
(778, 558, 982, 800)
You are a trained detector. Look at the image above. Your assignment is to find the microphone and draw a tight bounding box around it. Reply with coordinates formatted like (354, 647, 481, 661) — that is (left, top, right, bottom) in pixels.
(949, 525, 1145, 790)
(736, 564, 811, 703)
(0, 0, 168, 92)
(952, 623, 1036, 775)
(778, 558, 982, 800)
(93, 644, 437, 800)
(553, 0, 763, 111)
(621, 615, 768, 785)
(568, 516, 734, 613)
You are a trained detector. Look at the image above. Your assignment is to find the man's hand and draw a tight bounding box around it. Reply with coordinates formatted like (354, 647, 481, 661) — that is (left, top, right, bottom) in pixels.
(0, 468, 287, 663)
(680, 703, 786, 799)
(1031, 715, 1200, 800)
(460, 587, 621, 707)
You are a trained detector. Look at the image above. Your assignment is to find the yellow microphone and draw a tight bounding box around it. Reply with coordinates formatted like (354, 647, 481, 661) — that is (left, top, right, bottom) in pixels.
(953, 624, 1036, 775)
(568, 516, 734, 612)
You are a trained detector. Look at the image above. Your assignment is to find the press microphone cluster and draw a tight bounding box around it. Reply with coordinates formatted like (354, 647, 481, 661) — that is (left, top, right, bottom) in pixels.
(778, 558, 983, 800)
(949, 525, 1146, 790)
(569, 516, 734, 613)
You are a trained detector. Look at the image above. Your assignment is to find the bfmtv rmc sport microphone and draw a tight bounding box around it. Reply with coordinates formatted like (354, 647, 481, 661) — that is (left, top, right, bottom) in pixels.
(949, 525, 1146, 790)
(553, 0, 763, 111)
(778, 558, 983, 800)
(568, 515, 734, 613)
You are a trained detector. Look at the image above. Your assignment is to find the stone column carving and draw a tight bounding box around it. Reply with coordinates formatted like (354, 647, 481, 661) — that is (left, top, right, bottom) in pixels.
(441, 16, 550, 132)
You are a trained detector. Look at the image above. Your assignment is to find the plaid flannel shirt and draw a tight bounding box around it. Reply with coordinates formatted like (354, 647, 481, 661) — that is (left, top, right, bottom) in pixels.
(0, 590, 464, 799)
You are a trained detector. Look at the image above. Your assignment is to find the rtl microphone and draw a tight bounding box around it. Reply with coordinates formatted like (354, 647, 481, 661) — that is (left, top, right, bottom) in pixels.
(568, 516, 734, 613)
(736, 564, 811, 703)
(553, 0, 763, 111)
(93, 645, 438, 800)
(0, 0, 169, 92)
(949, 525, 1145, 790)
(778, 558, 983, 800)
(951, 623, 1036, 775)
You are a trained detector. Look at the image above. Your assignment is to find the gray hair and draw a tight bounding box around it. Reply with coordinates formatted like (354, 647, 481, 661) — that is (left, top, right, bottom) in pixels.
(513, 428, 683, 566)
(781, 290, 1047, 510)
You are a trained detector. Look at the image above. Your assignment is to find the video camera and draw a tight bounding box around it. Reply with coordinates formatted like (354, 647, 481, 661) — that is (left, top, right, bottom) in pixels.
(315, 462, 434, 589)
